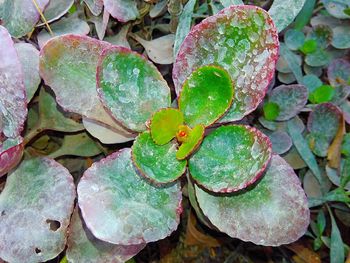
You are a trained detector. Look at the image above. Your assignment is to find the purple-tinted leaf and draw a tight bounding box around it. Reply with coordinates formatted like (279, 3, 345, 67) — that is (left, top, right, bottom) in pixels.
(328, 58, 350, 87)
(331, 24, 350, 49)
(83, 0, 103, 16)
(0, 26, 27, 138)
(303, 170, 323, 198)
(322, 0, 350, 19)
(195, 154, 310, 246)
(269, 84, 308, 121)
(307, 103, 342, 157)
(0, 158, 75, 262)
(340, 100, 350, 124)
(96, 46, 171, 132)
(282, 146, 307, 169)
(269, 131, 292, 155)
(0, 137, 23, 177)
(189, 125, 272, 193)
(173, 5, 279, 122)
(91, 9, 110, 40)
(14, 43, 40, 103)
(78, 149, 182, 245)
(104, 0, 139, 22)
(67, 207, 145, 263)
(0, 0, 49, 37)
(278, 72, 297, 84)
(326, 163, 350, 191)
(38, 0, 74, 25)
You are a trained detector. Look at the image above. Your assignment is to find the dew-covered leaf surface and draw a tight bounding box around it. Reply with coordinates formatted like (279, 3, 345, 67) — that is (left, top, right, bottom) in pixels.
(0, 26, 27, 138)
(268, 0, 306, 32)
(173, 5, 279, 122)
(78, 148, 182, 245)
(38, 0, 74, 25)
(307, 103, 342, 157)
(14, 43, 40, 103)
(97, 46, 171, 132)
(328, 58, 350, 87)
(195, 154, 310, 246)
(176, 124, 205, 160)
(132, 132, 187, 183)
(178, 65, 233, 127)
(150, 108, 184, 145)
(268, 84, 308, 121)
(0, 137, 23, 177)
(189, 125, 272, 193)
(83, 0, 103, 16)
(0, 158, 76, 262)
(66, 207, 146, 263)
(104, 0, 139, 22)
(0, 0, 49, 37)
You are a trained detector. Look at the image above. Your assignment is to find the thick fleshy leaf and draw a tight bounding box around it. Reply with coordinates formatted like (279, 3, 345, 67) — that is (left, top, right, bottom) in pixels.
(178, 65, 233, 127)
(97, 46, 171, 132)
(173, 5, 279, 122)
(38, 0, 74, 25)
(195, 154, 310, 246)
(83, 0, 103, 16)
(0, 137, 23, 177)
(37, 16, 90, 49)
(91, 9, 110, 40)
(284, 29, 305, 51)
(66, 207, 145, 263)
(322, 0, 350, 19)
(0, 0, 49, 37)
(307, 103, 342, 157)
(328, 58, 350, 87)
(14, 43, 40, 103)
(269, 131, 292, 155)
(132, 132, 187, 184)
(331, 24, 350, 49)
(0, 158, 76, 262)
(150, 108, 184, 145)
(0, 26, 27, 138)
(176, 124, 205, 160)
(301, 74, 323, 93)
(305, 48, 330, 67)
(78, 148, 182, 245)
(268, 0, 306, 32)
(268, 84, 308, 121)
(104, 0, 139, 22)
(189, 125, 272, 193)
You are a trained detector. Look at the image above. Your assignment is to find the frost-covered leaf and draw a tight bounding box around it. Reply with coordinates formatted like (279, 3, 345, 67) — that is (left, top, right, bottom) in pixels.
(83, 0, 103, 16)
(78, 148, 182, 245)
(331, 24, 350, 49)
(132, 132, 187, 183)
(276, 52, 302, 74)
(0, 158, 75, 262)
(0, 26, 27, 138)
(307, 103, 342, 157)
(173, 5, 279, 122)
(14, 43, 40, 103)
(322, 0, 350, 19)
(83, 117, 135, 144)
(176, 124, 205, 160)
(280, 43, 303, 83)
(104, 0, 139, 22)
(38, 0, 74, 25)
(268, 0, 306, 32)
(269, 84, 308, 121)
(195, 154, 309, 246)
(37, 16, 90, 48)
(0, 137, 23, 177)
(179, 65, 233, 127)
(67, 207, 145, 263)
(97, 46, 171, 132)
(91, 9, 110, 40)
(327, 59, 350, 87)
(269, 131, 292, 155)
(150, 108, 184, 145)
(0, 0, 49, 37)
(189, 125, 271, 193)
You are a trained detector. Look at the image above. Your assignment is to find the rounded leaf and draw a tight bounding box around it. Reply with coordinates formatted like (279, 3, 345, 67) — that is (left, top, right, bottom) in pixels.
(327, 58, 350, 87)
(0, 137, 24, 177)
(269, 131, 292, 155)
(176, 124, 205, 160)
(39, 0, 74, 25)
(97, 46, 171, 132)
(189, 125, 272, 193)
(195, 154, 310, 246)
(132, 132, 187, 184)
(173, 5, 279, 121)
(78, 149, 182, 245)
(269, 84, 308, 121)
(104, 0, 139, 22)
(0, 158, 76, 262)
(178, 65, 233, 127)
(150, 108, 184, 145)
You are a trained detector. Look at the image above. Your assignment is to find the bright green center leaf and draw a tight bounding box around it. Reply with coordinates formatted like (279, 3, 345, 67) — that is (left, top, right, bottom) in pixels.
(263, 102, 280, 121)
(150, 108, 184, 145)
(132, 132, 187, 184)
(309, 85, 335, 104)
(299, 39, 317, 54)
(178, 65, 234, 127)
(176, 124, 205, 160)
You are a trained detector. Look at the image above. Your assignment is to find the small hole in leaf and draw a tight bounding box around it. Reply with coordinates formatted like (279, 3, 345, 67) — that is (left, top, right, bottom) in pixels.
(1, 210, 5, 216)
(46, 219, 61, 231)
(35, 248, 41, 254)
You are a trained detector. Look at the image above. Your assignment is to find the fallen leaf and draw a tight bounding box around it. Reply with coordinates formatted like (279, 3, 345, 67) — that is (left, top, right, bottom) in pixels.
(286, 243, 321, 263)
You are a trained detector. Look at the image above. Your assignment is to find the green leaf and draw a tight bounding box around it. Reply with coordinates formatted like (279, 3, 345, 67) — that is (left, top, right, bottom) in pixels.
(176, 124, 205, 160)
(263, 102, 280, 121)
(78, 149, 182, 245)
(97, 46, 171, 132)
(219, 0, 243, 6)
(132, 132, 187, 184)
(179, 65, 233, 127)
(189, 125, 271, 193)
(294, 0, 316, 31)
(344, 7, 350, 16)
(284, 29, 305, 50)
(329, 208, 345, 263)
(280, 43, 303, 83)
(194, 154, 309, 246)
(309, 85, 335, 104)
(331, 24, 350, 49)
(300, 39, 318, 54)
(340, 158, 350, 187)
(317, 210, 326, 235)
(325, 188, 350, 203)
(150, 108, 184, 145)
(305, 48, 331, 67)
(327, 59, 350, 87)
(301, 74, 323, 93)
